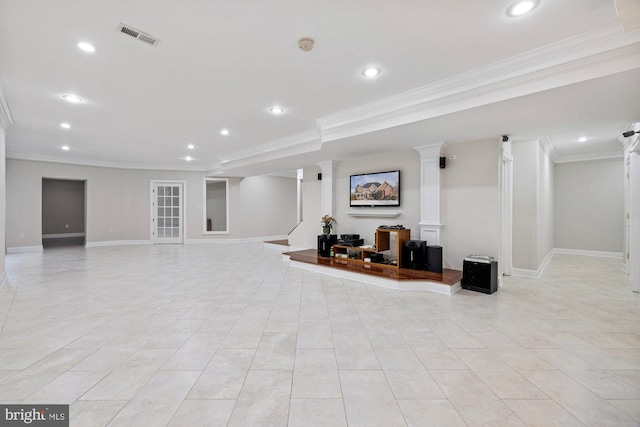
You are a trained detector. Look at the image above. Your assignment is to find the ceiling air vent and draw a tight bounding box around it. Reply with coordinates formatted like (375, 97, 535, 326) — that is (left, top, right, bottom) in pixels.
(116, 23, 160, 46)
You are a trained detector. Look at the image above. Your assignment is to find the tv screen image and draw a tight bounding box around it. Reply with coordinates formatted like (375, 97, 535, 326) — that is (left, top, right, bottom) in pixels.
(350, 170, 400, 207)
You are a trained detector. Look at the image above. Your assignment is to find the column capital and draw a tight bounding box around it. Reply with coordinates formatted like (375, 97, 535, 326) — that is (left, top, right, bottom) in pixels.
(413, 142, 445, 160)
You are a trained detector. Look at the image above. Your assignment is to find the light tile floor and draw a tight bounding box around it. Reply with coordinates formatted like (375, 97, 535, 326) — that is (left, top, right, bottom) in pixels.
(0, 243, 639, 426)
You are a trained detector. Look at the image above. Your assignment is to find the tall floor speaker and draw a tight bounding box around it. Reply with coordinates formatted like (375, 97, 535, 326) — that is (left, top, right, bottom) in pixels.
(425, 245, 443, 273)
(462, 256, 498, 294)
(317, 234, 337, 257)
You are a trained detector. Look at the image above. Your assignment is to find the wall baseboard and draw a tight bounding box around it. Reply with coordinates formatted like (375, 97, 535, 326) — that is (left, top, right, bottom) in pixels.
(187, 235, 289, 244)
(511, 268, 540, 278)
(42, 232, 86, 239)
(85, 240, 152, 248)
(7, 245, 44, 254)
(553, 248, 623, 259)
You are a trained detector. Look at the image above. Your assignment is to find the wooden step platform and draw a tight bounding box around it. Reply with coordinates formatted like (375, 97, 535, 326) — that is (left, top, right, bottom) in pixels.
(284, 249, 462, 295)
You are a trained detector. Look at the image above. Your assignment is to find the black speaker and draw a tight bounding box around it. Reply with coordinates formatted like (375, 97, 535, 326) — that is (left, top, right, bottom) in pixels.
(462, 258, 498, 294)
(403, 240, 426, 270)
(317, 234, 337, 257)
(425, 245, 443, 273)
(317, 173, 322, 180)
(440, 156, 446, 169)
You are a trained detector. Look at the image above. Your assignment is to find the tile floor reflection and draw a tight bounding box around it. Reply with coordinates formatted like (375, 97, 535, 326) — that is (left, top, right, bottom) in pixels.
(0, 243, 638, 426)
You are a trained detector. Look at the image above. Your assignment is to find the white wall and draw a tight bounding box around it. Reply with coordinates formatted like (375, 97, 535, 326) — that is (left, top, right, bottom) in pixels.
(6, 159, 297, 249)
(554, 159, 624, 253)
(537, 144, 554, 265)
(0, 130, 6, 283)
(442, 139, 501, 270)
(237, 175, 298, 238)
(512, 140, 538, 270)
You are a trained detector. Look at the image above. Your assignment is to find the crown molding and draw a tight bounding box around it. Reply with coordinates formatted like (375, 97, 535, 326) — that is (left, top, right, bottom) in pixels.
(217, 130, 321, 171)
(537, 136, 558, 162)
(317, 24, 640, 142)
(554, 150, 624, 164)
(0, 85, 13, 134)
(6, 151, 208, 172)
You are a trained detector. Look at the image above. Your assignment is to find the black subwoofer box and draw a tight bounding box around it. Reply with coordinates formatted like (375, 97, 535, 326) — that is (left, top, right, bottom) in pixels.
(462, 259, 498, 294)
(317, 234, 337, 257)
(403, 240, 427, 270)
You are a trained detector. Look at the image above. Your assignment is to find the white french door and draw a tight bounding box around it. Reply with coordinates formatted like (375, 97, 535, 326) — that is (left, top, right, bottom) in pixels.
(151, 181, 185, 244)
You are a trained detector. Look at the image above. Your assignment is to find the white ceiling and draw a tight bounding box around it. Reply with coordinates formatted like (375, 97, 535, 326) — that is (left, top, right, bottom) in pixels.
(0, 0, 639, 176)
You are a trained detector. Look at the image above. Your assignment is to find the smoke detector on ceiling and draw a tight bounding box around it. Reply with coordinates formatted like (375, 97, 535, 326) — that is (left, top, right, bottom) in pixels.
(298, 37, 315, 52)
(117, 23, 160, 46)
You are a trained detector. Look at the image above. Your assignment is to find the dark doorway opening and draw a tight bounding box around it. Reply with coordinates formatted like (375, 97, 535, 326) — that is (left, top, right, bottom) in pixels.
(42, 178, 86, 248)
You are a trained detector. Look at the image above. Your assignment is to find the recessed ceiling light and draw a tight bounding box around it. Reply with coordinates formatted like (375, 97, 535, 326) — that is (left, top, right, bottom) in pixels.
(185, 156, 193, 161)
(269, 106, 284, 115)
(62, 145, 70, 151)
(187, 144, 195, 150)
(220, 129, 230, 136)
(62, 94, 83, 103)
(77, 42, 96, 53)
(506, 0, 540, 17)
(578, 137, 587, 142)
(60, 123, 71, 129)
(362, 67, 381, 78)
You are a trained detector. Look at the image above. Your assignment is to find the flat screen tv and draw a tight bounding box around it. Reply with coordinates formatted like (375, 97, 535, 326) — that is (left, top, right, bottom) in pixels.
(350, 170, 400, 207)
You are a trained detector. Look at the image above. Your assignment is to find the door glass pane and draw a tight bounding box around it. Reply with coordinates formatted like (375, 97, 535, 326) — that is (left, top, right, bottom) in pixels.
(173, 218, 179, 227)
(158, 197, 164, 207)
(158, 187, 164, 196)
(173, 207, 179, 216)
(173, 186, 179, 196)
(166, 187, 172, 196)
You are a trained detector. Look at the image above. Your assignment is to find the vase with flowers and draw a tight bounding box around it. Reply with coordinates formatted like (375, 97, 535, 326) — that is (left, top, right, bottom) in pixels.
(321, 214, 336, 235)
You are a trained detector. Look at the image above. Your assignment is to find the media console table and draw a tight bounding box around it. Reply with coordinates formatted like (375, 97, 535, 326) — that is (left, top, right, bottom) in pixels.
(332, 227, 410, 269)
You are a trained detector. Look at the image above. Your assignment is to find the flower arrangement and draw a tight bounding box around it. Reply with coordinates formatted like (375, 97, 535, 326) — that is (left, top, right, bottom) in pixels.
(321, 214, 336, 234)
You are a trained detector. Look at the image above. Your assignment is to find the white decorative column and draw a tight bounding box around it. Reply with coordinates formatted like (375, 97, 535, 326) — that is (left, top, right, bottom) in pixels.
(296, 168, 303, 224)
(414, 143, 445, 245)
(317, 161, 335, 217)
(621, 125, 640, 294)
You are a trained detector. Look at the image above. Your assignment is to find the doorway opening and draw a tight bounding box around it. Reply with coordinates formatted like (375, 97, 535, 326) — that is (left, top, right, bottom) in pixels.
(42, 178, 86, 248)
